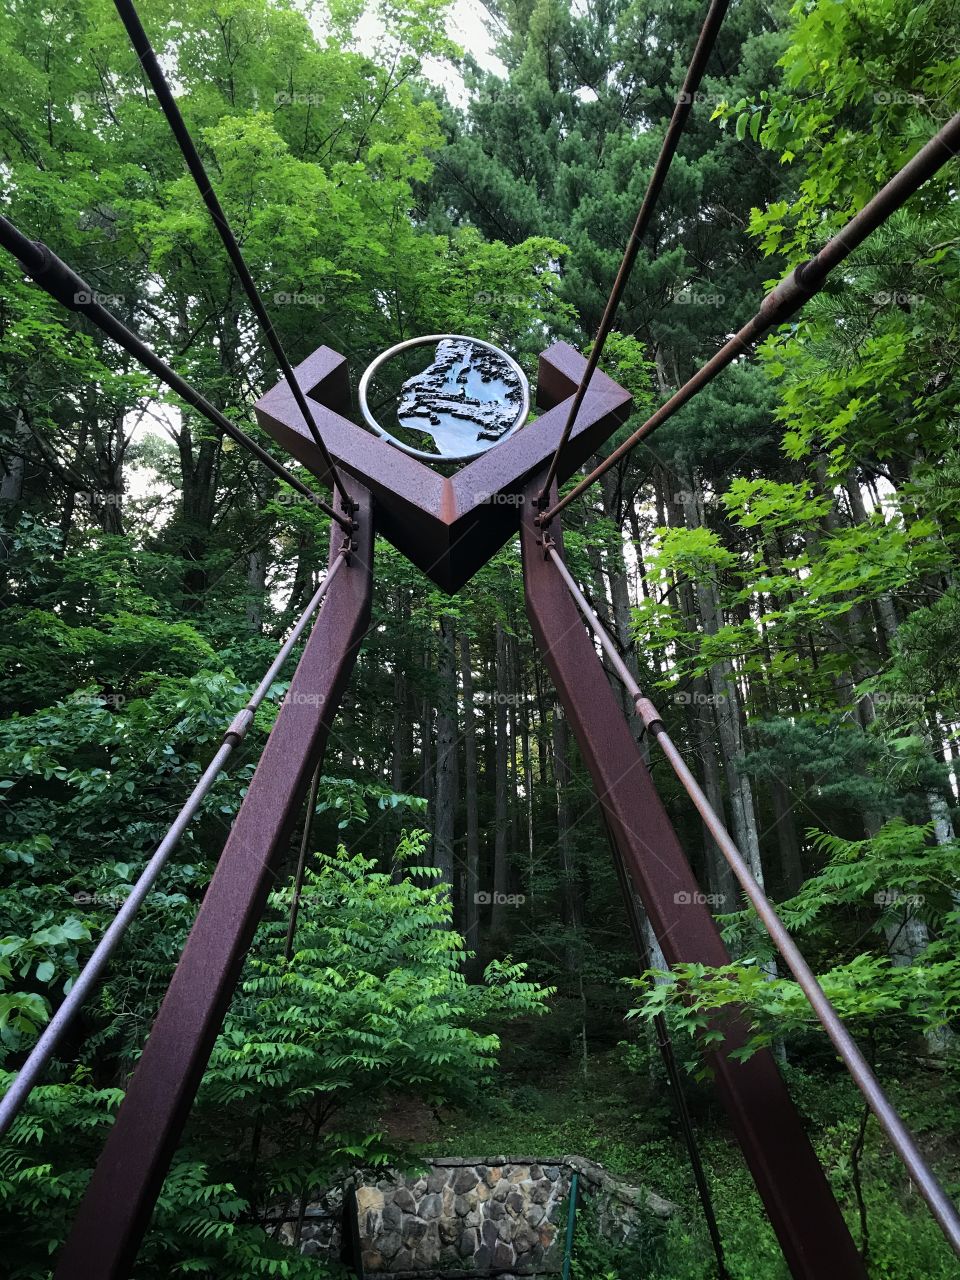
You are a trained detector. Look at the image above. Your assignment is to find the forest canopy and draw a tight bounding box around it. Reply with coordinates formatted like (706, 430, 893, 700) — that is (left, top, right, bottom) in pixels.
(0, 0, 958, 1276)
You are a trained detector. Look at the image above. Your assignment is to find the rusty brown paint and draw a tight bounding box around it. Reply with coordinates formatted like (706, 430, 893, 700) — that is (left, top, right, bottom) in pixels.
(53, 478, 375, 1279)
(520, 477, 866, 1280)
(254, 342, 631, 593)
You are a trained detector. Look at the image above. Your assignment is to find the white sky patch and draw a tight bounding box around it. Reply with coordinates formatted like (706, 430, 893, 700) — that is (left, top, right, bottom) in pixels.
(348, 0, 504, 103)
(126, 0, 501, 506)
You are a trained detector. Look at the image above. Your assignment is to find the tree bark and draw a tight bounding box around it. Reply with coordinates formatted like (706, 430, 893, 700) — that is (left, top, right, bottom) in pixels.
(245, 546, 267, 634)
(552, 703, 582, 971)
(434, 616, 458, 902)
(491, 621, 510, 933)
(460, 633, 481, 968)
(680, 475, 766, 892)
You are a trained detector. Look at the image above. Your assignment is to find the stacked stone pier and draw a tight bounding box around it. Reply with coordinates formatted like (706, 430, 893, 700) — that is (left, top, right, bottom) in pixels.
(276, 1154, 677, 1275)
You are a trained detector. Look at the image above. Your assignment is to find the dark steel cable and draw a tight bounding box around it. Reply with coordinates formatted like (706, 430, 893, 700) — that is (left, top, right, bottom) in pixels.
(0, 214, 353, 533)
(111, 0, 353, 513)
(536, 0, 730, 506)
(602, 813, 729, 1278)
(651, 1007, 729, 1279)
(539, 109, 960, 524)
(544, 541, 960, 1258)
(283, 764, 322, 961)
(0, 552, 348, 1140)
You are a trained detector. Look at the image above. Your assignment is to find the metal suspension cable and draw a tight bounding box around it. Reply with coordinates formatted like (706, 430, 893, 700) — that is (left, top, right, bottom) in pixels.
(536, 0, 730, 506)
(651, 1006, 728, 1278)
(0, 214, 353, 533)
(0, 551, 348, 1141)
(544, 540, 960, 1258)
(539, 109, 960, 525)
(110, 0, 353, 514)
(283, 764, 322, 961)
(610, 826, 728, 1277)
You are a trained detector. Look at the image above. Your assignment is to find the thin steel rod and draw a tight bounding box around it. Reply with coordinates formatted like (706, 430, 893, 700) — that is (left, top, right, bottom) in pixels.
(111, 0, 353, 513)
(540, 109, 960, 523)
(544, 542, 960, 1257)
(0, 215, 353, 533)
(283, 764, 322, 961)
(0, 552, 347, 1141)
(605, 814, 728, 1277)
(536, 0, 730, 505)
(561, 1170, 579, 1280)
(652, 1009, 729, 1278)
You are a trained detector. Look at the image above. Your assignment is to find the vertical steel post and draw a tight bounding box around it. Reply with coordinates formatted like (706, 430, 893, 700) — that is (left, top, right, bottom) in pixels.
(561, 1170, 579, 1280)
(521, 479, 866, 1280)
(54, 479, 374, 1278)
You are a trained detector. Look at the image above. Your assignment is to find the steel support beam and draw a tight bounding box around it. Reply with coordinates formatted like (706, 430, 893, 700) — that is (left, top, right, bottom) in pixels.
(54, 477, 375, 1279)
(254, 342, 632, 592)
(520, 479, 866, 1280)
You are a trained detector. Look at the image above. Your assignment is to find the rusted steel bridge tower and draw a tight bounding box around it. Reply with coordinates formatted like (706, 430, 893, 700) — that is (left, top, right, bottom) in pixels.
(1, 0, 958, 1272)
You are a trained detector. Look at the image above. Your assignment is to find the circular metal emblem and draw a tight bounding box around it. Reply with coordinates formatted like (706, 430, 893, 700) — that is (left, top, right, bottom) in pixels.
(357, 334, 530, 464)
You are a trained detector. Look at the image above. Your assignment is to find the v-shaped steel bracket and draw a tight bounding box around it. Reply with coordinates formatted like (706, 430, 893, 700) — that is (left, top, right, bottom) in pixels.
(254, 342, 632, 592)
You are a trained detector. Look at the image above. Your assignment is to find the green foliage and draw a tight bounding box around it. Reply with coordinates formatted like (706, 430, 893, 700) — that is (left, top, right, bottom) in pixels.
(206, 837, 552, 1122)
(2, 1, 960, 1277)
(570, 1196, 663, 1280)
(628, 819, 960, 1060)
(0, 835, 549, 1275)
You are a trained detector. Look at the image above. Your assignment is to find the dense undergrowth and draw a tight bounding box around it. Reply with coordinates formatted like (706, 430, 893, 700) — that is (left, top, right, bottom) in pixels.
(425, 1043, 960, 1279)
(2, 0, 959, 1276)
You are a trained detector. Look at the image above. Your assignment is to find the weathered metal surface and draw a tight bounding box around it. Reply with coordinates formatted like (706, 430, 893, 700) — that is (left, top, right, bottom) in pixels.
(54, 478, 375, 1279)
(520, 479, 867, 1280)
(254, 342, 631, 592)
(543, 538, 960, 1259)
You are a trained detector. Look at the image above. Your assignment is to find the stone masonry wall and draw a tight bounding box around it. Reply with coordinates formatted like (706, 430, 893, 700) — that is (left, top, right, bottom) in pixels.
(356, 1157, 564, 1275)
(278, 1155, 676, 1277)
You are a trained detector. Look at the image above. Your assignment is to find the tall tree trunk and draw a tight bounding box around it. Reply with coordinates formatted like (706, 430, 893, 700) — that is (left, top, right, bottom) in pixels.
(491, 621, 510, 933)
(177, 422, 222, 608)
(552, 704, 582, 970)
(600, 470, 646, 751)
(680, 476, 766, 891)
(626, 502, 663, 684)
(519, 658, 536, 901)
(420, 645, 434, 814)
(0, 408, 27, 596)
(656, 465, 742, 904)
(434, 616, 458, 904)
(506, 632, 520, 873)
(391, 664, 405, 794)
(771, 777, 804, 896)
(0, 410, 27, 509)
(460, 633, 481, 969)
(57, 415, 88, 559)
(245, 547, 267, 634)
